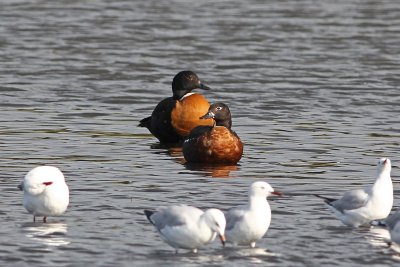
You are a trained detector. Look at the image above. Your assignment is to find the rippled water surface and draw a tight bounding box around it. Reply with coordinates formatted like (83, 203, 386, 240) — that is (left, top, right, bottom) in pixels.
(1, 0, 400, 266)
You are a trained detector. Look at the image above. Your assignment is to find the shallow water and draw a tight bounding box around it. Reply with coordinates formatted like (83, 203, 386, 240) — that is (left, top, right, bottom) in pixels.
(1, 0, 400, 266)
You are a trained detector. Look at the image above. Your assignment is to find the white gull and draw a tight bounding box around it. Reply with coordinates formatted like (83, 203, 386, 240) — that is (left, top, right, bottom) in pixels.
(18, 166, 70, 223)
(315, 158, 393, 227)
(144, 204, 226, 253)
(225, 181, 282, 248)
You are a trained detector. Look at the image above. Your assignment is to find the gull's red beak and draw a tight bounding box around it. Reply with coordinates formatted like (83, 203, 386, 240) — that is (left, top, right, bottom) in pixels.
(272, 190, 283, 196)
(219, 234, 226, 246)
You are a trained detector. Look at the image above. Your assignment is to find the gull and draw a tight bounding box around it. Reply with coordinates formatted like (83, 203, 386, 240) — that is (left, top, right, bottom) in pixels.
(380, 212, 400, 245)
(315, 158, 393, 227)
(18, 166, 70, 223)
(225, 181, 282, 248)
(144, 204, 226, 253)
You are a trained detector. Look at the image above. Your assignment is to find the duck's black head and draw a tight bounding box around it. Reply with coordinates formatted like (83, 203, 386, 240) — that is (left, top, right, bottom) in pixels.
(200, 102, 232, 129)
(172, 71, 211, 100)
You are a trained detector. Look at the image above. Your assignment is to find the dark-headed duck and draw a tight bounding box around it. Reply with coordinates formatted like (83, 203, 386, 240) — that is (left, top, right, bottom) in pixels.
(183, 102, 243, 164)
(139, 71, 214, 143)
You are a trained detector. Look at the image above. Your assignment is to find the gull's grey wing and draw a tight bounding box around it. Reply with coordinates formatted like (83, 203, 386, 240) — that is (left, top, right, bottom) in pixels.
(145, 205, 200, 231)
(330, 189, 369, 213)
(225, 206, 246, 231)
(385, 212, 400, 230)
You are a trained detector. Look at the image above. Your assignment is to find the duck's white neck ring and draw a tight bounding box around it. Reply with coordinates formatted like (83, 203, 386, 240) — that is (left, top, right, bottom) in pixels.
(180, 92, 195, 101)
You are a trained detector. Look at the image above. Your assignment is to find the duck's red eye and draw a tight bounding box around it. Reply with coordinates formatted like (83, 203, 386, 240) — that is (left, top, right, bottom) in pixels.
(43, 182, 53, 186)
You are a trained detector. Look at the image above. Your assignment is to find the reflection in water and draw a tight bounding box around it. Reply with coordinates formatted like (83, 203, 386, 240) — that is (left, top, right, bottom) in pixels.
(150, 143, 182, 152)
(390, 243, 400, 256)
(185, 163, 239, 178)
(21, 223, 70, 247)
(225, 247, 273, 256)
(150, 143, 186, 164)
(148, 250, 226, 265)
(365, 226, 390, 248)
(2, 0, 400, 265)
(367, 227, 400, 259)
(167, 146, 186, 165)
(151, 143, 240, 177)
(222, 247, 280, 263)
(148, 247, 278, 264)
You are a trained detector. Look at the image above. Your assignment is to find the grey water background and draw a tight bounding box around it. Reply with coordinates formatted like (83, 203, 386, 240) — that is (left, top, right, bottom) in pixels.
(1, 0, 400, 266)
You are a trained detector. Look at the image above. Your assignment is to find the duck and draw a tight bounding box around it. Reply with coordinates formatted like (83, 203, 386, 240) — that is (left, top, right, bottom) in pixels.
(224, 181, 282, 248)
(144, 205, 226, 253)
(139, 71, 214, 144)
(315, 158, 393, 227)
(18, 166, 70, 223)
(183, 102, 243, 164)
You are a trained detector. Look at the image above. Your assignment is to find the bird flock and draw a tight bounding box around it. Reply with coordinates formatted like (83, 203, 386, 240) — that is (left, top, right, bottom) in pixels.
(18, 71, 399, 254)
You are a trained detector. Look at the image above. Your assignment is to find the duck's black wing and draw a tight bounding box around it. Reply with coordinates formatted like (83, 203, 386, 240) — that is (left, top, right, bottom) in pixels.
(139, 97, 181, 143)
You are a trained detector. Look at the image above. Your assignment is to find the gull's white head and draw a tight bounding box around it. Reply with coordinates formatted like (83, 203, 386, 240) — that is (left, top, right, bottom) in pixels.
(249, 181, 282, 198)
(22, 166, 67, 195)
(204, 208, 226, 245)
(377, 158, 391, 175)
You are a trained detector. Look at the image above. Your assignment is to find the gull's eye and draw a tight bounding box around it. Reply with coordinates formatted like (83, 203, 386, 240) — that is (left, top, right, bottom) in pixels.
(215, 222, 220, 227)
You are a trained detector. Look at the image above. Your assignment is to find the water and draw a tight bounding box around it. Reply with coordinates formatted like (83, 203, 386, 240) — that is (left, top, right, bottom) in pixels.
(1, 0, 400, 266)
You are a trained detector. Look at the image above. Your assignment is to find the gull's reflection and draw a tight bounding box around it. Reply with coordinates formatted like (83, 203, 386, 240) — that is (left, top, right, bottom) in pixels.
(21, 222, 70, 247)
(220, 247, 280, 263)
(362, 226, 389, 248)
(366, 226, 400, 257)
(390, 242, 400, 255)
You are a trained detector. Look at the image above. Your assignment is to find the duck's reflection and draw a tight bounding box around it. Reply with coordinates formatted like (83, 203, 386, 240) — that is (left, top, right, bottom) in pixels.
(150, 143, 186, 163)
(185, 163, 239, 178)
(150, 143, 240, 178)
(21, 222, 70, 247)
(150, 143, 182, 150)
